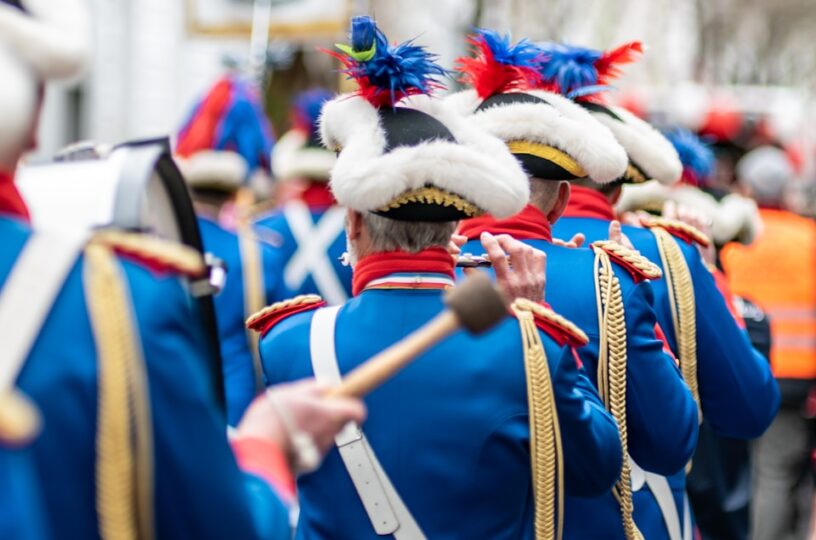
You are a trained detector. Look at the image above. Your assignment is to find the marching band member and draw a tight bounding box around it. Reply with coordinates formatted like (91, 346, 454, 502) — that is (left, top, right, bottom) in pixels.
(255, 89, 353, 305)
(252, 17, 622, 539)
(538, 42, 779, 540)
(0, 2, 363, 538)
(176, 75, 292, 425)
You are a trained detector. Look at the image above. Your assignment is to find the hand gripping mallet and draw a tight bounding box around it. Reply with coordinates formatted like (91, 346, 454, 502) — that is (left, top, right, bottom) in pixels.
(325, 272, 509, 399)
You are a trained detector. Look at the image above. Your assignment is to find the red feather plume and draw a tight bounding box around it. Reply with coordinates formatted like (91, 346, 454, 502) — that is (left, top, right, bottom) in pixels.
(594, 41, 643, 86)
(456, 34, 542, 99)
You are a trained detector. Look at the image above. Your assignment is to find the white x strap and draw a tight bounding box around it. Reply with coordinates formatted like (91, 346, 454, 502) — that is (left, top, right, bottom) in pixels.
(283, 201, 347, 305)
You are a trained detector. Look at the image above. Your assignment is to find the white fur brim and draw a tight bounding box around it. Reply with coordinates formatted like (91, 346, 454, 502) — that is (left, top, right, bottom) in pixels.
(450, 89, 629, 184)
(176, 150, 247, 191)
(271, 129, 335, 182)
(0, 0, 91, 81)
(0, 47, 36, 166)
(320, 94, 529, 218)
(592, 106, 682, 185)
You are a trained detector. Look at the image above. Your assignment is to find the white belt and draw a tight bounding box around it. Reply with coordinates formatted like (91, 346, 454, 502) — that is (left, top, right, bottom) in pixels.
(309, 306, 426, 539)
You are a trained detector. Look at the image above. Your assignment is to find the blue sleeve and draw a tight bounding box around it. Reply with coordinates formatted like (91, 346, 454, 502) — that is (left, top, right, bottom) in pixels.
(0, 448, 50, 540)
(620, 278, 699, 475)
(134, 271, 290, 540)
(551, 346, 623, 497)
(682, 243, 780, 438)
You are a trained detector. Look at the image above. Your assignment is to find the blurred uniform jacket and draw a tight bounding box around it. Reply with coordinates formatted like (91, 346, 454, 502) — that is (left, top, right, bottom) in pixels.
(198, 215, 290, 425)
(459, 204, 699, 540)
(257, 250, 623, 539)
(255, 184, 351, 306)
(553, 186, 780, 539)
(0, 446, 49, 540)
(721, 207, 816, 405)
(2, 214, 291, 540)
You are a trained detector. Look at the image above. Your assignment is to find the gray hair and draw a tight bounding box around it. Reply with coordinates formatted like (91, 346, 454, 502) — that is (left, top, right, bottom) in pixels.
(737, 146, 794, 206)
(362, 213, 456, 253)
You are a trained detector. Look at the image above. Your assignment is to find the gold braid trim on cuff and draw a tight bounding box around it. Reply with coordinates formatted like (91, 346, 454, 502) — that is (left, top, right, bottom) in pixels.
(91, 231, 205, 277)
(593, 248, 643, 540)
(641, 217, 711, 247)
(511, 300, 564, 540)
(246, 294, 324, 328)
(652, 228, 701, 436)
(85, 243, 154, 540)
(379, 187, 483, 217)
(592, 240, 662, 280)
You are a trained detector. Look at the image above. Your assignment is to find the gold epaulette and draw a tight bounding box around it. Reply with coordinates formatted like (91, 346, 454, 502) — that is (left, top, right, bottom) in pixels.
(246, 294, 326, 336)
(641, 216, 712, 248)
(592, 240, 662, 281)
(511, 298, 589, 348)
(90, 231, 206, 278)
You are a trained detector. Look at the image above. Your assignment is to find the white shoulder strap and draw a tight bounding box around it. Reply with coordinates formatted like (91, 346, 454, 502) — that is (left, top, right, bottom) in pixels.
(0, 230, 88, 391)
(284, 202, 348, 305)
(630, 458, 683, 540)
(309, 306, 426, 540)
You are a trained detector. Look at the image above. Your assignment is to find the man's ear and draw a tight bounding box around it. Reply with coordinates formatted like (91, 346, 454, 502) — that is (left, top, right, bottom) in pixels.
(546, 181, 572, 224)
(346, 208, 363, 240)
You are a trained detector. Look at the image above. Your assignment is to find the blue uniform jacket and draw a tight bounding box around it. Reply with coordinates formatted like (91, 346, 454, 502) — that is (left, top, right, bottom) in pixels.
(199, 216, 291, 425)
(255, 201, 352, 305)
(261, 276, 622, 539)
(2, 216, 289, 540)
(554, 204, 779, 540)
(461, 236, 699, 540)
(0, 446, 49, 540)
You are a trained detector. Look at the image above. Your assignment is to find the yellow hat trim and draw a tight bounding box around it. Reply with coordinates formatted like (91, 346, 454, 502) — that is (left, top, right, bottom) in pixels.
(506, 141, 587, 177)
(380, 186, 483, 217)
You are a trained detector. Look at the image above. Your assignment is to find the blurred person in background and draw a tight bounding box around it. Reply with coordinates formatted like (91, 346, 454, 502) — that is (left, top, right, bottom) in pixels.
(254, 89, 352, 306)
(721, 145, 816, 540)
(176, 75, 292, 426)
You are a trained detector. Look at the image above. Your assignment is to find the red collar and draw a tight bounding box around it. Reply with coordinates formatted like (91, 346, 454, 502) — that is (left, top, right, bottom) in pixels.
(563, 185, 616, 221)
(300, 182, 336, 209)
(0, 171, 30, 222)
(458, 204, 553, 242)
(352, 247, 455, 296)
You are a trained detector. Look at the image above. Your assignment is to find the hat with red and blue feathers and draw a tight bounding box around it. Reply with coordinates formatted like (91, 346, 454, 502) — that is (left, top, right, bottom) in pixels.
(448, 29, 627, 184)
(175, 74, 275, 191)
(272, 88, 336, 182)
(319, 16, 528, 221)
(535, 41, 682, 185)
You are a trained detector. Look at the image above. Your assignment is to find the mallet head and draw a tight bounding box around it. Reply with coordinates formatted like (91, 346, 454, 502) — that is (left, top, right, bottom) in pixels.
(444, 271, 509, 334)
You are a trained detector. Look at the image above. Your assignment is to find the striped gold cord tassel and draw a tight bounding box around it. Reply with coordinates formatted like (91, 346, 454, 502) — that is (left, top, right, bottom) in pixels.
(512, 300, 564, 540)
(652, 228, 701, 425)
(85, 242, 154, 540)
(593, 249, 643, 540)
(236, 197, 267, 392)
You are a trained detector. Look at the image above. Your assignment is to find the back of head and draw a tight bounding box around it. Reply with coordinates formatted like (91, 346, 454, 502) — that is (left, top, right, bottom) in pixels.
(736, 146, 794, 207)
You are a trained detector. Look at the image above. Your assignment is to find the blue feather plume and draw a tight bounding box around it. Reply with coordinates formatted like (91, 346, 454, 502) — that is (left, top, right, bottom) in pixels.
(536, 42, 605, 97)
(331, 16, 447, 106)
(663, 127, 715, 185)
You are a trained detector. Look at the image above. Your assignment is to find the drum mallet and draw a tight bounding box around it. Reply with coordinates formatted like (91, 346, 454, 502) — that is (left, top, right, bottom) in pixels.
(325, 272, 508, 399)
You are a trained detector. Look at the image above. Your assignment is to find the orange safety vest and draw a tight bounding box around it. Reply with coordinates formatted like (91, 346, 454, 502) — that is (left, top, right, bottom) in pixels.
(721, 208, 816, 380)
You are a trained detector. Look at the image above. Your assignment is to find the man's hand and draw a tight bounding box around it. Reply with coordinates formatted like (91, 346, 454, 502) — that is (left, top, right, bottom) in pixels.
(552, 232, 585, 248)
(608, 220, 634, 249)
(477, 232, 547, 301)
(237, 379, 367, 464)
(447, 233, 468, 257)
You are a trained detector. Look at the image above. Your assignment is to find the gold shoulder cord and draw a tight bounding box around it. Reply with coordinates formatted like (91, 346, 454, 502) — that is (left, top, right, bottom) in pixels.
(592, 247, 643, 540)
(85, 241, 154, 540)
(651, 227, 701, 424)
(236, 218, 267, 392)
(511, 299, 564, 540)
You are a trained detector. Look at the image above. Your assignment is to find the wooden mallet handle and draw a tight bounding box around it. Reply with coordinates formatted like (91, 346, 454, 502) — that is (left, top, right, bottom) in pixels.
(325, 272, 507, 399)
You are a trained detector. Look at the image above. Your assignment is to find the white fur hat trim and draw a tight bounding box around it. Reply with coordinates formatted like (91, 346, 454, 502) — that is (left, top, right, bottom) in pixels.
(320, 93, 529, 218)
(590, 105, 682, 185)
(176, 150, 247, 191)
(447, 89, 628, 184)
(271, 129, 336, 182)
